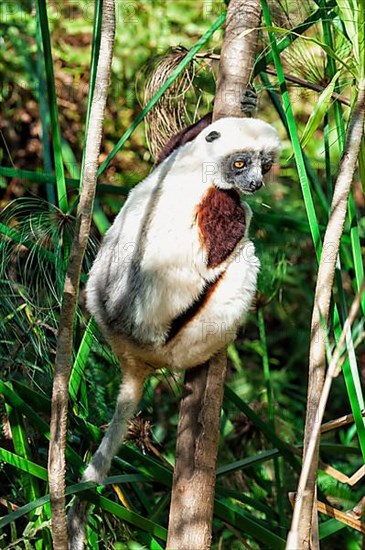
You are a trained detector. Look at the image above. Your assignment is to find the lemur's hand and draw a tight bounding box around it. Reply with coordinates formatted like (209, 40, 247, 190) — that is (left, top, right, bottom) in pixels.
(240, 86, 258, 115)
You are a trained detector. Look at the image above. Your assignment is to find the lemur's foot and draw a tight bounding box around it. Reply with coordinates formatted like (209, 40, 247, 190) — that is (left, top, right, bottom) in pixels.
(240, 86, 258, 114)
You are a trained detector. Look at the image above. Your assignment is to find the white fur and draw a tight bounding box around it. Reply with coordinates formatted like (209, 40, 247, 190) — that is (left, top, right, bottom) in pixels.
(86, 117, 280, 367)
(69, 117, 281, 547)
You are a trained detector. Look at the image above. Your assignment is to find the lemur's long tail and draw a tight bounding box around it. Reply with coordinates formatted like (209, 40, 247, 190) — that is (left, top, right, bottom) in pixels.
(68, 364, 147, 549)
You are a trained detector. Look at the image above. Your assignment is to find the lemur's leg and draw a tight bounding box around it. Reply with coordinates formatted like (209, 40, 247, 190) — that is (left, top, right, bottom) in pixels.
(68, 357, 149, 549)
(82, 360, 148, 485)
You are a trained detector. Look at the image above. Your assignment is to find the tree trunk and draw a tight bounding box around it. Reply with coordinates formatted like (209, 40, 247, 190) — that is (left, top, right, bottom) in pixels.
(286, 83, 365, 549)
(166, 352, 227, 550)
(166, 2, 262, 548)
(214, 0, 261, 121)
(47, 2, 116, 548)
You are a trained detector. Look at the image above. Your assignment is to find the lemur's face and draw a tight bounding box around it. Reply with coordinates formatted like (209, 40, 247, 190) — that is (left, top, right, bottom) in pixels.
(222, 151, 274, 195)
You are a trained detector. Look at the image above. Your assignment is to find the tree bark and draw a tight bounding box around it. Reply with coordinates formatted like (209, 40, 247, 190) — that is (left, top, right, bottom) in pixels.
(47, 2, 116, 548)
(166, 352, 227, 550)
(214, 0, 261, 120)
(286, 83, 365, 550)
(166, 2, 262, 548)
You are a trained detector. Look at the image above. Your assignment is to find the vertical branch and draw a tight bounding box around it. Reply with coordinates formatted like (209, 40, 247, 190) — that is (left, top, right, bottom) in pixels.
(214, 0, 261, 120)
(47, 2, 116, 549)
(287, 83, 365, 550)
(166, 2, 262, 549)
(166, 352, 227, 550)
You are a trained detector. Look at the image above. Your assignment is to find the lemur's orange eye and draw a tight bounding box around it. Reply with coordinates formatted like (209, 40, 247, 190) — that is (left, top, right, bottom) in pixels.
(234, 161, 245, 169)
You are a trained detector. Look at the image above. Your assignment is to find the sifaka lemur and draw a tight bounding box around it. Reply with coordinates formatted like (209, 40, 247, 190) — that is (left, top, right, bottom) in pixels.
(68, 116, 281, 547)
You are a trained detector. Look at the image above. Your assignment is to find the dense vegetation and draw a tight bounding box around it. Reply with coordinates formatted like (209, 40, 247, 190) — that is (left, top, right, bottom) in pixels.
(0, 0, 364, 548)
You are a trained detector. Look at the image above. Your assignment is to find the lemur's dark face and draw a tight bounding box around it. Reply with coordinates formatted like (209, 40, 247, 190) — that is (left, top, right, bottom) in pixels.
(222, 151, 274, 195)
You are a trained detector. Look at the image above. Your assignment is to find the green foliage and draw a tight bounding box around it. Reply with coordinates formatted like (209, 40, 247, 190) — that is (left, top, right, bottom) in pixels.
(1, 0, 365, 549)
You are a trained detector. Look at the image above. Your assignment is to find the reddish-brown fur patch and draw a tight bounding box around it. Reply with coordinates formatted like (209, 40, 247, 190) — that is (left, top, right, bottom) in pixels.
(197, 187, 246, 268)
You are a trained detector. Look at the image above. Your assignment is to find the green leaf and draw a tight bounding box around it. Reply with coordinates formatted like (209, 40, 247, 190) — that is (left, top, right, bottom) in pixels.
(335, 0, 359, 66)
(216, 449, 280, 476)
(214, 500, 286, 549)
(0, 166, 127, 196)
(35, 0, 67, 211)
(0, 448, 48, 482)
(69, 317, 98, 403)
(224, 386, 300, 472)
(0, 381, 84, 471)
(301, 71, 341, 150)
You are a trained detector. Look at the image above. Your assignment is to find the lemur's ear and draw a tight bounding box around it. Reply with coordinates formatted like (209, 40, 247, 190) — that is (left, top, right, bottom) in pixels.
(205, 131, 221, 143)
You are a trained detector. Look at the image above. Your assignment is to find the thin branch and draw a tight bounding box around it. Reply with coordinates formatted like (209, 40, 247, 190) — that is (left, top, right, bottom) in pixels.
(321, 410, 365, 433)
(286, 76, 365, 547)
(287, 279, 365, 547)
(289, 494, 365, 533)
(197, 52, 351, 106)
(264, 67, 350, 106)
(47, 2, 116, 548)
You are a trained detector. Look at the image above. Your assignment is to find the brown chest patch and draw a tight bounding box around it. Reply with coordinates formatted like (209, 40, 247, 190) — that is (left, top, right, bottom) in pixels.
(197, 187, 246, 268)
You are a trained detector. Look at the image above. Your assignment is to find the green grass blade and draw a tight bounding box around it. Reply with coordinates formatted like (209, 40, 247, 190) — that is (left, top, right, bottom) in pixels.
(0, 381, 83, 470)
(262, 0, 365, 463)
(260, 72, 329, 215)
(139, 534, 164, 550)
(96, 494, 167, 540)
(257, 308, 285, 533)
(0, 484, 167, 541)
(69, 317, 98, 403)
(300, 71, 341, 150)
(359, 0, 365, 80)
(91, 197, 111, 234)
(35, 0, 67, 211)
(214, 500, 286, 549)
(0, 166, 128, 196)
(4, 401, 42, 525)
(267, 83, 364, 441)
(5, 408, 40, 487)
(216, 449, 280, 476)
(216, 487, 279, 519)
(319, 518, 346, 538)
(254, 1, 337, 74)
(35, 9, 55, 205)
(334, 0, 359, 67)
(258, 309, 274, 422)
(261, 0, 322, 260)
(341, 357, 365, 461)
(0, 448, 48, 481)
(323, 20, 365, 314)
(0, 495, 51, 530)
(224, 386, 300, 472)
(321, 19, 365, 458)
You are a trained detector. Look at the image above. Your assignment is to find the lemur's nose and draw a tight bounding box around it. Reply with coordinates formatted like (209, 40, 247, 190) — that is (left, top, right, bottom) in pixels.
(249, 179, 262, 190)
